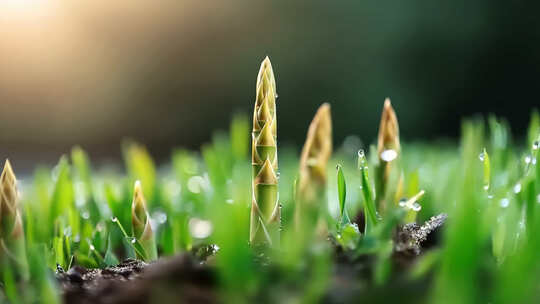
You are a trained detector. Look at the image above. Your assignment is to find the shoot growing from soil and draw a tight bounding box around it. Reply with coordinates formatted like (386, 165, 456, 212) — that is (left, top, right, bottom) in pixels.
(250, 56, 280, 246)
(131, 180, 157, 260)
(376, 98, 401, 213)
(295, 103, 332, 233)
(0, 160, 28, 279)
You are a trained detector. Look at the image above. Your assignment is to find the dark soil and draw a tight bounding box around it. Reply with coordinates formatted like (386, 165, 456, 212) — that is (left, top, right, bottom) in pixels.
(325, 214, 447, 303)
(56, 215, 446, 304)
(56, 254, 216, 304)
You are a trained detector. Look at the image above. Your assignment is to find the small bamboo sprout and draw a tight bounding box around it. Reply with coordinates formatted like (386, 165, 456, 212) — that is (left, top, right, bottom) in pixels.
(295, 103, 332, 233)
(131, 181, 157, 260)
(376, 98, 401, 212)
(0, 160, 28, 278)
(250, 56, 280, 246)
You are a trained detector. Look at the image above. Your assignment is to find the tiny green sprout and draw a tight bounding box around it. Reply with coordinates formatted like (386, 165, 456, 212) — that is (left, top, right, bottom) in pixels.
(335, 164, 360, 249)
(336, 164, 349, 225)
(0, 160, 29, 279)
(131, 181, 157, 261)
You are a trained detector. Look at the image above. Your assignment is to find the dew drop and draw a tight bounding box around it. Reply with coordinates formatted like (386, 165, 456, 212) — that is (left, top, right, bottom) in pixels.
(513, 183, 522, 194)
(358, 149, 365, 159)
(533, 141, 539, 150)
(380, 149, 398, 162)
(189, 218, 213, 239)
(152, 211, 167, 224)
(478, 152, 485, 162)
(226, 199, 234, 204)
(500, 198, 510, 208)
(483, 185, 489, 191)
(111, 217, 118, 222)
(82, 211, 90, 220)
(525, 155, 532, 164)
(63, 226, 72, 237)
(411, 202, 422, 212)
(89, 244, 95, 251)
(96, 223, 104, 232)
(131, 238, 137, 244)
(398, 198, 407, 207)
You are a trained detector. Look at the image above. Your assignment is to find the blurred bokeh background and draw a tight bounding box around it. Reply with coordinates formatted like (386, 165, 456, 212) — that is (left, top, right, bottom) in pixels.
(1, 0, 539, 170)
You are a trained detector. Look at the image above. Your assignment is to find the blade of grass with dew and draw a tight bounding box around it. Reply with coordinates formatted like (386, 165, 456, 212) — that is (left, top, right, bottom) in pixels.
(358, 150, 378, 233)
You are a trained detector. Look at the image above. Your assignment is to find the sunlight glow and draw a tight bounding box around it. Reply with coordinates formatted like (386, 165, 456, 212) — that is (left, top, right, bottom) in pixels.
(1, 0, 51, 16)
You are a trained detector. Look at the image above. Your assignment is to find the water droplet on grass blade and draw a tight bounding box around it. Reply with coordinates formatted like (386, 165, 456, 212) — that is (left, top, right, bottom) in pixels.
(111, 217, 118, 222)
(82, 211, 90, 220)
(89, 244, 95, 251)
(63, 226, 72, 237)
(152, 211, 167, 224)
(500, 198, 510, 208)
(411, 202, 422, 212)
(533, 141, 539, 150)
(358, 149, 365, 158)
(525, 155, 532, 164)
(189, 218, 213, 239)
(478, 152, 485, 161)
(398, 198, 407, 207)
(513, 183, 522, 194)
(380, 149, 398, 162)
